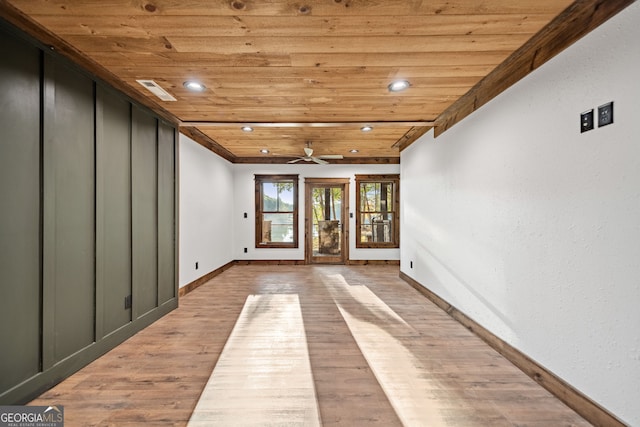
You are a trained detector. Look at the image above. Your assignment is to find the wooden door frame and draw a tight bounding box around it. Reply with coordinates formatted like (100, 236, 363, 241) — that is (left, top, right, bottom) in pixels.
(304, 178, 350, 264)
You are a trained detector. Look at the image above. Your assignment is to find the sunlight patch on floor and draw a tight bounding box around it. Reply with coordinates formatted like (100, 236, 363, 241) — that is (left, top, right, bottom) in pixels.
(188, 294, 321, 427)
(325, 274, 448, 426)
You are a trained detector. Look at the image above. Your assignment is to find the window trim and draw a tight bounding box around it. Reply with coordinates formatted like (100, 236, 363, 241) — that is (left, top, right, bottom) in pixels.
(255, 174, 299, 248)
(355, 174, 400, 249)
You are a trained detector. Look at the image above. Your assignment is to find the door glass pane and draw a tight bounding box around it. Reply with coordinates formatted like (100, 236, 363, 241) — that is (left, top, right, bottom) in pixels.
(311, 187, 342, 257)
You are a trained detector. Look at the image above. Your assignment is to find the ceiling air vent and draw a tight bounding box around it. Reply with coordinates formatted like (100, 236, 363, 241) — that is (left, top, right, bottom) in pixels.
(136, 79, 177, 102)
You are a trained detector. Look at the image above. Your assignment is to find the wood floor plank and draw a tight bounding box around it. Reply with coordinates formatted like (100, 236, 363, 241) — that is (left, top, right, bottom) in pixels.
(30, 265, 590, 426)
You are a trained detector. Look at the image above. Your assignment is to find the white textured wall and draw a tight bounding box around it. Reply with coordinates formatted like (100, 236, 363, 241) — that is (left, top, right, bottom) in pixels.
(178, 134, 234, 287)
(233, 163, 400, 261)
(401, 3, 640, 425)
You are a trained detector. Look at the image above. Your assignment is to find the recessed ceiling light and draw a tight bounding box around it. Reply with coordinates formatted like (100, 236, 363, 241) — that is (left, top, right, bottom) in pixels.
(183, 81, 206, 92)
(388, 80, 410, 92)
(242, 126, 254, 132)
(260, 149, 270, 154)
(350, 149, 359, 153)
(360, 125, 373, 132)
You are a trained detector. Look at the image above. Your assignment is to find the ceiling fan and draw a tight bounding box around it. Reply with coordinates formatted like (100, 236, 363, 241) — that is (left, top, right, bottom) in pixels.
(287, 143, 343, 165)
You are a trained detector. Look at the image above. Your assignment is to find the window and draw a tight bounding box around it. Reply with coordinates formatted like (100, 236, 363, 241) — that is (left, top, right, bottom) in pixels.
(355, 174, 399, 248)
(255, 175, 299, 248)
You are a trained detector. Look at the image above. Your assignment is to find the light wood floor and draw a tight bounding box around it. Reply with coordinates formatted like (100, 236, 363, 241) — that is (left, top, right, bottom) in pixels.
(31, 265, 590, 426)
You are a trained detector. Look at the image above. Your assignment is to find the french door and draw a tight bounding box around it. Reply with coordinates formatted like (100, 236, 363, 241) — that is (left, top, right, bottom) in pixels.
(305, 178, 349, 264)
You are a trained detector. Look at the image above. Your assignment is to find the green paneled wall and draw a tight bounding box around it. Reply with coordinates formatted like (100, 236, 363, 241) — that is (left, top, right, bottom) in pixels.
(0, 22, 178, 404)
(0, 28, 42, 394)
(42, 56, 97, 365)
(132, 106, 159, 318)
(96, 86, 133, 338)
(158, 121, 176, 305)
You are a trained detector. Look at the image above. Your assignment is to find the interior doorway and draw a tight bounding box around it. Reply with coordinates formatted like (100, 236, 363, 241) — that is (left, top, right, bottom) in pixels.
(305, 178, 349, 264)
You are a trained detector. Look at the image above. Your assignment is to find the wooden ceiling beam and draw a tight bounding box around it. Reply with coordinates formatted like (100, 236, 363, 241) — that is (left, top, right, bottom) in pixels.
(394, 127, 434, 151)
(180, 121, 435, 128)
(234, 157, 400, 165)
(179, 127, 237, 162)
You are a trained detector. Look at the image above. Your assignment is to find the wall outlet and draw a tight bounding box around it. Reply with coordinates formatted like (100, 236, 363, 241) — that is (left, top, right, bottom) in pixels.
(244, 247, 248, 253)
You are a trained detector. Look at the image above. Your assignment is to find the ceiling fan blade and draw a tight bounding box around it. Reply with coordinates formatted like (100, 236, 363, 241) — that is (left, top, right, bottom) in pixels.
(317, 154, 343, 160)
(311, 157, 329, 165)
(287, 158, 305, 163)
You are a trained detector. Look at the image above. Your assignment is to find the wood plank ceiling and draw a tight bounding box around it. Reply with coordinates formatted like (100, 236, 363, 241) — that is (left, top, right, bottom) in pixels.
(1, 0, 633, 163)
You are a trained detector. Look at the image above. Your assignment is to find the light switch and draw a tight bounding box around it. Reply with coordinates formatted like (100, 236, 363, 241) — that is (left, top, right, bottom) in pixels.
(598, 102, 613, 127)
